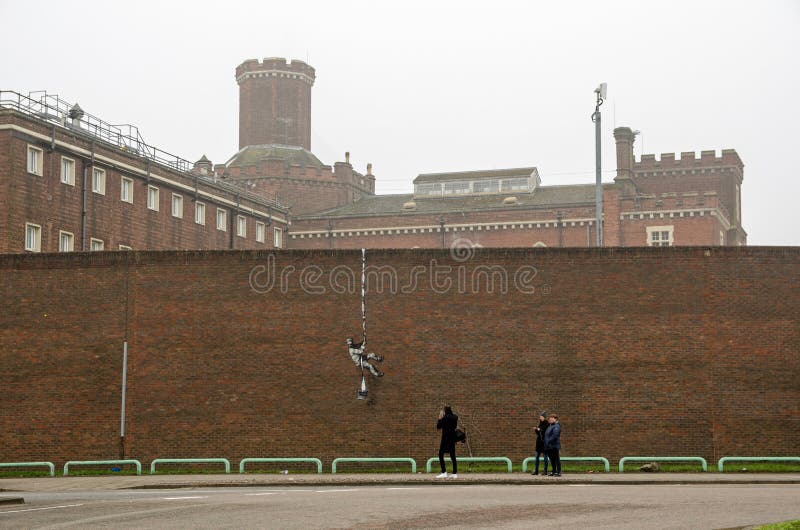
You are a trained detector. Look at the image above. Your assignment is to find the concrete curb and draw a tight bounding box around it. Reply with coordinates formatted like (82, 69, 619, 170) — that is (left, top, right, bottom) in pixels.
(3, 473, 799, 493)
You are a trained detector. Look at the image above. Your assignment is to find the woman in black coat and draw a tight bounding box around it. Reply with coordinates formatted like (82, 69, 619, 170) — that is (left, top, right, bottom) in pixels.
(532, 412, 550, 475)
(436, 405, 459, 478)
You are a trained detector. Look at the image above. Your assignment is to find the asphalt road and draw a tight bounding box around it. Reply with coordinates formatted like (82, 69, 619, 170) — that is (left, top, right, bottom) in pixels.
(1, 484, 799, 529)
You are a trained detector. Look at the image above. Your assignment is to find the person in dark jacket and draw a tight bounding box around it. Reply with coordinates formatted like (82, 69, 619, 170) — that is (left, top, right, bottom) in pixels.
(543, 413, 562, 476)
(436, 405, 459, 479)
(532, 411, 550, 475)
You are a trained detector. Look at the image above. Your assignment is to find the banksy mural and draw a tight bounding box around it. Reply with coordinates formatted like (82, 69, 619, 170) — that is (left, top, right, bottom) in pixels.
(349, 249, 384, 400)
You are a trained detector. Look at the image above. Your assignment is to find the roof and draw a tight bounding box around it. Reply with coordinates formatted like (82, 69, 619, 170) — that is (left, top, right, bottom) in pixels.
(298, 184, 596, 219)
(225, 144, 324, 168)
(413, 167, 538, 184)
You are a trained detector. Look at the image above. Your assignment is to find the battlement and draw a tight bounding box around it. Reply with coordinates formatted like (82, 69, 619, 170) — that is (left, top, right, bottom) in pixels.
(236, 57, 316, 85)
(636, 149, 742, 170)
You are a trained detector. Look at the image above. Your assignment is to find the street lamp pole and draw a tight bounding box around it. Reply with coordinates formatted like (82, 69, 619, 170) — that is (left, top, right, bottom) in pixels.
(592, 83, 606, 247)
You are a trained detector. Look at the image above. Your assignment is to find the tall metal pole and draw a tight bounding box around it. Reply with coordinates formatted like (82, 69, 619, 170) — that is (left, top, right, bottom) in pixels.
(120, 340, 128, 457)
(592, 84, 606, 247)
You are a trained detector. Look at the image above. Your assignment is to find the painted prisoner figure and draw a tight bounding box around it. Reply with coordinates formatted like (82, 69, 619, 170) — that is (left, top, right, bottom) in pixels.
(346, 338, 384, 377)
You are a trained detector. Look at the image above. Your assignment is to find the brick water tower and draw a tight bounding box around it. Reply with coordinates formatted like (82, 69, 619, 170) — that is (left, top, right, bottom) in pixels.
(236, 57, 316, 149)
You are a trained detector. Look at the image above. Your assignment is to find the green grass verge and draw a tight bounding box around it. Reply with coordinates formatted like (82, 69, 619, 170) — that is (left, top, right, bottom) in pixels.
(2, 461, 799, 478)
(754, 521, 800, 530)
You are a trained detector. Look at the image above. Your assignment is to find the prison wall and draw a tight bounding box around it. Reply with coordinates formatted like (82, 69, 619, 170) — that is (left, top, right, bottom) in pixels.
(0, 247, 798, 468)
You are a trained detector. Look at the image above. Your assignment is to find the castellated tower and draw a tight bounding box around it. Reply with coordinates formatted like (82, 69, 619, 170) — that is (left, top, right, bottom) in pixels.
(236, 57, 315, 149)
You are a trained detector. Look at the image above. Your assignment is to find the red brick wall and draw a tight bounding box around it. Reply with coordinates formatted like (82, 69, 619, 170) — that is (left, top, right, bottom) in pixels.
(1, 248, 797, 468)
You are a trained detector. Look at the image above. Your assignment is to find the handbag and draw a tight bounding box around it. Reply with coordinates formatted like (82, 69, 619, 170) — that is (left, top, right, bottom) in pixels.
(454, 428, 466, 443)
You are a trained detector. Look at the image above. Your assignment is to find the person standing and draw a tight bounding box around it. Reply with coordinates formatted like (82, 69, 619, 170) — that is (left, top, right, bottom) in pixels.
(531, 411, 550, 475)
(436, 405, 459, 479)
(544, 413, 561, 477)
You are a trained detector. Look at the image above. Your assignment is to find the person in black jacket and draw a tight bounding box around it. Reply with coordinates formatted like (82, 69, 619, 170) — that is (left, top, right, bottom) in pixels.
(436, 405, 459, 479)
(543, 413, 562, 477)
(532, 411, 550, 475)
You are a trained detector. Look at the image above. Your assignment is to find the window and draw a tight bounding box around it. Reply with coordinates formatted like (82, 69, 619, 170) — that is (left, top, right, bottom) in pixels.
(27, 145, 43, 175)
(216, 208, 227, 231)
(646, 225, 674, 247)
(120, 177, 133, 203)
(92, 167, 106, 195)
(59, 231, 74, 252)
(171, 193, 183, 218)
(273, 227, 283, 248)
(501, 177, 530, 191)
(237, 215, 247, 237)
(25, 223, 41, 252)
(119, 244, 132, 251)
(147, 185, 159, 211)
(473, 179, 499, 193)
(719, 231, 725, 246)
(443, 181, 471, 195)
(90, 238, 104, 251)
(415, 183, 441, 196)
(60, 157, 75, 186)
(195, 201, 206, 225)
(256, 221, 265, 243)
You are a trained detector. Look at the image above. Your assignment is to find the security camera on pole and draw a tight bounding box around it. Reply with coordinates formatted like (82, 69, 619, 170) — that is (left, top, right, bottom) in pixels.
(592, 83, 606, 247)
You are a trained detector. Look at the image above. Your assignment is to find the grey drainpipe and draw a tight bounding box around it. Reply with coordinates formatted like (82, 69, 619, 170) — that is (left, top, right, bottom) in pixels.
(81, 140, 94, 251)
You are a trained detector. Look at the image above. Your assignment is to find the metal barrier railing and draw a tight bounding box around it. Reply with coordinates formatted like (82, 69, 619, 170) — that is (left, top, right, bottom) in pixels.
(521, 456, 610, 473)
(150, 458, 231, 474)
(717, 456, 800, 472)
(0, 461, 56, 477)
(619, 456, 707, 472)
(63, 459, 142, 476)
(331, 458, 417, 474)
(239, 458, 323, 474)
(425, 457, 513, 473)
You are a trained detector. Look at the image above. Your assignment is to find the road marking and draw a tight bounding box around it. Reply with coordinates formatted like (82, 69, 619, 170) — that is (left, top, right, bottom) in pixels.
(162, 496, 208, 500)
(385, 487, 427, 490)
(244, 492, 277, 496)
(0, 503, 84, 514)
(313, 489, 359, 493)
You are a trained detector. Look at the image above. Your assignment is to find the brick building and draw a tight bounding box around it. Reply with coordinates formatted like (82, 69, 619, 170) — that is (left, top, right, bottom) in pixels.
(0, 92, 289, 253)
(1, 57, 747, 253)
(218, 57, 746, 249)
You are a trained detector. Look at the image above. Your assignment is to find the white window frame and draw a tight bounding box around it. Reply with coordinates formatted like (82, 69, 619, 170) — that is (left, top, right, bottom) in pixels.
(59, 230, 74, 252)
(120, 176, 133, 204)
(25, 222, 42, 252)
(273, 227, 283, 248)
(92, 167, 106, 195)
(90, 238, 104, 251)
(147, 185, 159, 211)
(60, 156, 75, 186)
(118, 244, 132, 251)
(256, 221, 265, 243)
(646, 225, 674, 247)
(27, 145, 43, 176)
(216, 208, 227, 231)
(719, 231, 725, 246)
(195, 201, 206, 225)
(171, 193, 183, 218)
(237, 215, 247, 238)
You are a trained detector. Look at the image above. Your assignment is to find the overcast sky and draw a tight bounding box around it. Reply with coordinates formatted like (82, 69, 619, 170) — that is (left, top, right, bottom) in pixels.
(2, 0, 798, 245)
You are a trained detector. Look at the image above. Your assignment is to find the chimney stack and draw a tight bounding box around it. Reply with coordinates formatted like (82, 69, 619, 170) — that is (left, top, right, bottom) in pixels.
(614, 127, 636, 181)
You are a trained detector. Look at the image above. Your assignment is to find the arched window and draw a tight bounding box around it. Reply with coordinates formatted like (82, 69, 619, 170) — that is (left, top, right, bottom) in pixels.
(533, 241, 547, 248)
